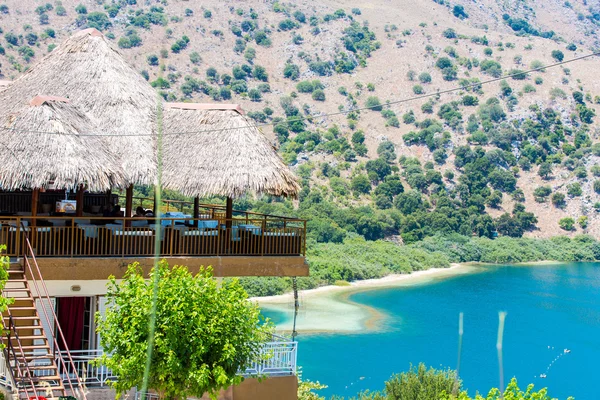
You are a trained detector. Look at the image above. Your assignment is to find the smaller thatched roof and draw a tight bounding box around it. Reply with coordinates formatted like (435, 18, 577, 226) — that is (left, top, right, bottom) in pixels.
(0, 96, 126, 192)
(0, 28, 159, 186)
(162, 103, 300, 199)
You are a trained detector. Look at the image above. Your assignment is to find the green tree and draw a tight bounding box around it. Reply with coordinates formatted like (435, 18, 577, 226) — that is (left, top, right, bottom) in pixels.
(538, 162, 553, 179)
(351, 175, 372, 195)
(97, 262, 272, 399)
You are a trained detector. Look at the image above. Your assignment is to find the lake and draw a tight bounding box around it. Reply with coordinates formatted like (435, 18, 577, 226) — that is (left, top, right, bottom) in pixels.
(262, 263, 600, 399)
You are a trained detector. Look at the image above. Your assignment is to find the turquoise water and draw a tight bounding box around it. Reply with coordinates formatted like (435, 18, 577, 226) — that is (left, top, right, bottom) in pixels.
(264, 263, 600, 399)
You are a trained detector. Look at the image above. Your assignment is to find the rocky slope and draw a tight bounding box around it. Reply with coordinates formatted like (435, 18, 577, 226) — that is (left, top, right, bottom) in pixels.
(1, 0, 600, 239)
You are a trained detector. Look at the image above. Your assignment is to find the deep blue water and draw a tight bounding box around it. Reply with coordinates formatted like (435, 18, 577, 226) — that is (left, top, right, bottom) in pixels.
(264, 263, 600, 399)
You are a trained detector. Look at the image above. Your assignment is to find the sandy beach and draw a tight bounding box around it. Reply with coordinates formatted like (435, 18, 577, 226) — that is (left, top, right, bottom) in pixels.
(255, 263, 483, 333)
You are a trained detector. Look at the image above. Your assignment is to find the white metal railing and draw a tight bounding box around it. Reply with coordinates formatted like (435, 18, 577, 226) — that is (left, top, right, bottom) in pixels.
(0, 350, 16, 392)
(54, 349, 116, 387)
(53, 337, 297, 389)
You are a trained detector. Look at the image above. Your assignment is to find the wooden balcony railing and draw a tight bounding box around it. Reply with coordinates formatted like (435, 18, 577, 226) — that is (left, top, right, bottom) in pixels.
(0, 216, 306, 258)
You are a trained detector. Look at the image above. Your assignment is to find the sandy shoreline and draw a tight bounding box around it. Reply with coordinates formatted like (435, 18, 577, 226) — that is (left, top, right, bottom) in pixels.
(254, 263, 483, 333)
(252, 263, 472, 304)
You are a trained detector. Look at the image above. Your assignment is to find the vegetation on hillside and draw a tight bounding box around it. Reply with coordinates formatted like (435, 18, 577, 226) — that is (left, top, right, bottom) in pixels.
(235, 233, 600, 296)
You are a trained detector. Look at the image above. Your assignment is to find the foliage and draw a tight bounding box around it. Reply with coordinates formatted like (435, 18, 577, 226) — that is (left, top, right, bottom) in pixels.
(559, 217, 575, 231)
(96, 262, 272, 399)
(0, 245, 11, 344)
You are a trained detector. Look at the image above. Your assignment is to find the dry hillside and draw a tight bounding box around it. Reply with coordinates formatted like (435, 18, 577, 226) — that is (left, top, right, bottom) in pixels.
(1, 0, 600, 239)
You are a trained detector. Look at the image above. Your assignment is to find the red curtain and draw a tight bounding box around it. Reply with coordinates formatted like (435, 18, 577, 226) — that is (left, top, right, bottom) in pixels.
(57, 297, 85, 351)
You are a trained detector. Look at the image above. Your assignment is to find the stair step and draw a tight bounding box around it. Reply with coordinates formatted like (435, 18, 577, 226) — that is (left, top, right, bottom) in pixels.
(9, 323, 42, 329)
(15, 345, 50, 350)
(8, 306, 37, 311)
(26, 365, 57, 371)
(7, 316, 40, 320)
(9, 335, 48, 341)
(2, 288, 30, 292)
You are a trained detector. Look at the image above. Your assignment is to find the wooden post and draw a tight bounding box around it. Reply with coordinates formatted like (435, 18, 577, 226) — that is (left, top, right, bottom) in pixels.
(75, 185, 84, 217)
(226, 197, 233, 253)
(105, 189, 112, 206)
(193, 196, 199, 227)
(31, 188, 39, 251)
(31, 188, 39, 218)
(125, 184, 133, 226)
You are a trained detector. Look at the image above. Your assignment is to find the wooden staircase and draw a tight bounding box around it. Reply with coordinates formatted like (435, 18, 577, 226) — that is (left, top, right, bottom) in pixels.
(1, 235, 88, 399)
(2, 262, 66, 398)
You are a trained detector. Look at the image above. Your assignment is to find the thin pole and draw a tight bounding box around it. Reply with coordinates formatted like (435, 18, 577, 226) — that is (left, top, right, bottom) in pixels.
(454, 312, 464, 396)
(497, 312, 507, 398)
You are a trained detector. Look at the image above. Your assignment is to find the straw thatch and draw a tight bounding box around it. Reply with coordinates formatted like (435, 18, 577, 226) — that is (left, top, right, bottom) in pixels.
(0, 96, 125, 191)
(0, 29, 300, 199)
(0, 28, 158, 185)
(162, 103, 300, 199)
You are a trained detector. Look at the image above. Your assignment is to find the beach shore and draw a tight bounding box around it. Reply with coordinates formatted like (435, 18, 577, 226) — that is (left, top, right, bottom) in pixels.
(255, 263, 482, 333)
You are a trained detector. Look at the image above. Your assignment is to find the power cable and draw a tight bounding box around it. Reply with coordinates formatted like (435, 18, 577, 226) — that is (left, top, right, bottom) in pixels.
(0, 51, 598, 137)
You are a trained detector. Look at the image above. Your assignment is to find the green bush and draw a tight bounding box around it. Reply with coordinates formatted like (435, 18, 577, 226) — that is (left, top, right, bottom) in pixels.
(559, 217, 575, 231)
(365, 96, 383, 111)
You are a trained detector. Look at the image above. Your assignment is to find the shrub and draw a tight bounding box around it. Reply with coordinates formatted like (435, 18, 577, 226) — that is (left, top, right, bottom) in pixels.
(551, 49, 564, 62)
(534, 186, 552, 202)
(365, 96, 383, 111)
(579, 216, 588, 229)
(203, 9, 212, 18)
(559, 217, 575, 231)
(552, 192, 566, 208)
(594, 180, 600, 194)
(253, 65, 268, 81)
(75, 4, 87, 14)
(418, 72, 432, 83)
(248, 88, 262, 102)
(412, 85, 424, 94)
(283, 63, 300, 80)
(189, 52, 201, 65)
(442, 28, 456, 38)
(312, 89, 326, 101)
(453, 5, 468, 19)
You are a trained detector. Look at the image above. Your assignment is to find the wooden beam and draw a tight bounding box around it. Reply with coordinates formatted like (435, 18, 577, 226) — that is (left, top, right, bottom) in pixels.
(105, 189, 112, 206)
(30, 188, 39, 250)
(31, 188, 39, 218)
(225, 197, 233, 253)
(193, 196, 199, 227)
(75, 185, 84, 217)
(125, 185, 134, 219)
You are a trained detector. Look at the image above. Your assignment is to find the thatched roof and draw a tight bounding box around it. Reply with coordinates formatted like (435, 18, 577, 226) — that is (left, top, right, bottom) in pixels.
(162, 103, 300, 198)
(0, 29, 300, 199)
(0, 96, 125, 191)
(0, 28, 158, 185)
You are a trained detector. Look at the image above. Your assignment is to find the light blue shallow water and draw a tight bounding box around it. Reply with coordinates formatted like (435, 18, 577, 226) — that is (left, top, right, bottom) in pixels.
(264, 263, 600, 399)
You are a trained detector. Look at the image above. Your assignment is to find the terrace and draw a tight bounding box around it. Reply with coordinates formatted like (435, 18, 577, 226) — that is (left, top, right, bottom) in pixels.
(0, 191, 308, 278)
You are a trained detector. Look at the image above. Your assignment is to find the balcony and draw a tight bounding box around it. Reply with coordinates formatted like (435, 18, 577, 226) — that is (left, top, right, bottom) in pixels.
(0, 200, 308, 278)
(0, 334, 298, 393)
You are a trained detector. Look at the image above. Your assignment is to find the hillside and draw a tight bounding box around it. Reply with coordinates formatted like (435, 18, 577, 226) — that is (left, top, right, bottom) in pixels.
(2, 0, 600, 241)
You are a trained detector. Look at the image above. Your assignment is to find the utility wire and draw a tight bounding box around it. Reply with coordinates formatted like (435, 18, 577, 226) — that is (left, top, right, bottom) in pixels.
(0, 51, 598, 138)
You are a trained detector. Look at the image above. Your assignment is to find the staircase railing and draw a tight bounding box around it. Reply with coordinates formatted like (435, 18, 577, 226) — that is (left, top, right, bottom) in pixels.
(21, 232, 88, 400)
(4, 315, 38, 398)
